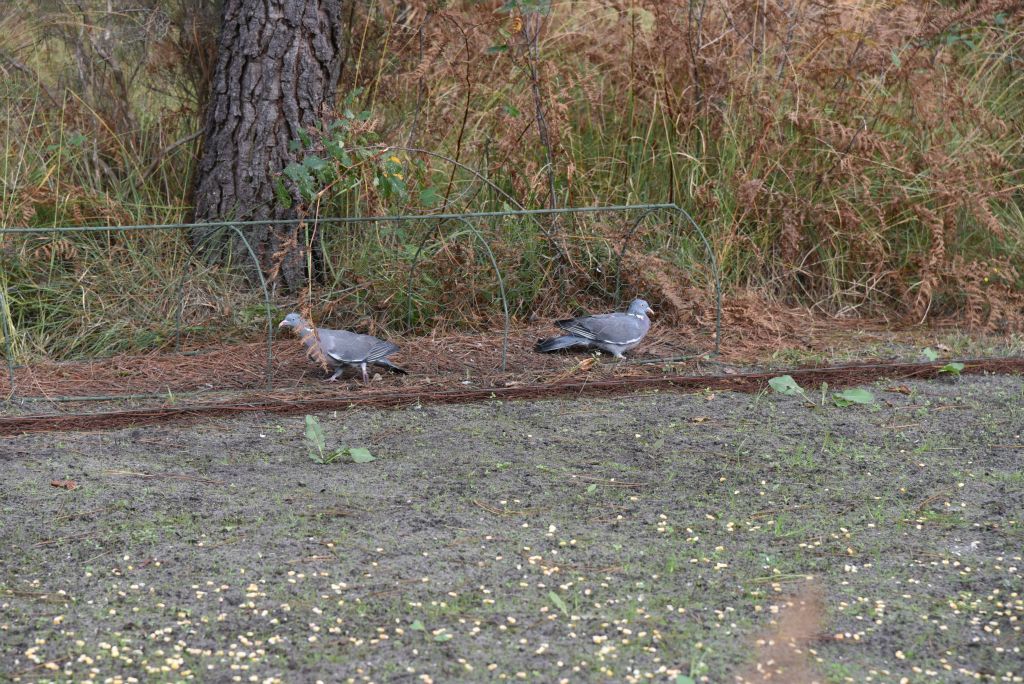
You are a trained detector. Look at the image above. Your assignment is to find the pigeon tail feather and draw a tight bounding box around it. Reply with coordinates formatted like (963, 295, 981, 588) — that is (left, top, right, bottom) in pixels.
(535, 335, 589, 353)
(373, 359, 408, 375)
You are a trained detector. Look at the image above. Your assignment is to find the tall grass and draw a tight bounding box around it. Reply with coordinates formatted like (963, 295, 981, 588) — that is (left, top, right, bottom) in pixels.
(1, 0, 1022, 362)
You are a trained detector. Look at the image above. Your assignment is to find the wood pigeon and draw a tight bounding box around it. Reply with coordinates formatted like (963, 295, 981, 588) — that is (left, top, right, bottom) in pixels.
(279, 312, 407, 383)
(535, 298, 653, 358)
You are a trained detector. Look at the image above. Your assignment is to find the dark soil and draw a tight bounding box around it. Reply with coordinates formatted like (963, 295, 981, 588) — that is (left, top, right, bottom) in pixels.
(2, 374, 1022, 683)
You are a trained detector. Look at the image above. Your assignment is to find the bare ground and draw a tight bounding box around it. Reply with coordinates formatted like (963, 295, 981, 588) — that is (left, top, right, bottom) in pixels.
(1, 374, 1022, 683)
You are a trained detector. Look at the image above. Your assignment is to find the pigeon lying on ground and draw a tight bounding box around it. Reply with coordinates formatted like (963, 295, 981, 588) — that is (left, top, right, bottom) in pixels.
(535, 298, 653, 358)
(278, 312, 407, 383)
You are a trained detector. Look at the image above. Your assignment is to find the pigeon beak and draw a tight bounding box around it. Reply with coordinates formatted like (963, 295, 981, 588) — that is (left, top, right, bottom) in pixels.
(646, 306, 654, 315)
(278, 320, 288, 329)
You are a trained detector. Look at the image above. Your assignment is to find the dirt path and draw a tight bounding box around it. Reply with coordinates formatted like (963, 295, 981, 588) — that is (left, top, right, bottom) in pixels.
(2, 375, 1022, 682)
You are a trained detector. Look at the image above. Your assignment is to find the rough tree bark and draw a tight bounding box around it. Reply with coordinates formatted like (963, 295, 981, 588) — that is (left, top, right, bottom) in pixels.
(192, 0, 344, 289)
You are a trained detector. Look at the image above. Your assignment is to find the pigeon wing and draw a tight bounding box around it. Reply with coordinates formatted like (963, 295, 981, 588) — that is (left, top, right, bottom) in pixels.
(556, 313, 648, 346)
(317, 329, 379, 364)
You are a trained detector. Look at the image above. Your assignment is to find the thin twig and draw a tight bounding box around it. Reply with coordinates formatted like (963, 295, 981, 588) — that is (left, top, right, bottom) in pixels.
(135, 130, 203, 188)
(915, 491, 951, 512)
(471, 499, 538, 516)
(102, 469, 225, 485)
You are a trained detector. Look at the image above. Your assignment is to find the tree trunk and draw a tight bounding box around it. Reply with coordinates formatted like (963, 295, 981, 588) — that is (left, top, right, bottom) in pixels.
(192, 0, 344, 290)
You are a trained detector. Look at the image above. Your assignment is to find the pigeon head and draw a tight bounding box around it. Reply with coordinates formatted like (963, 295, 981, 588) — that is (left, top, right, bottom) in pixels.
(278, 312, 306, 331)
(627, 298, 653, 316)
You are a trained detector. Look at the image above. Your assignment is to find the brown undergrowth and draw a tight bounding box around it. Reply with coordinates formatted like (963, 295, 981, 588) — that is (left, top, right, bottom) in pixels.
(2, 0, 1022, 360)
(369, 0, 1024, 320)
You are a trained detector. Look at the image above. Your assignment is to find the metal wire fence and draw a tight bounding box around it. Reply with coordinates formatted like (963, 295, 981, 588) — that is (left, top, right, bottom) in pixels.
(1, 204, 721, 404)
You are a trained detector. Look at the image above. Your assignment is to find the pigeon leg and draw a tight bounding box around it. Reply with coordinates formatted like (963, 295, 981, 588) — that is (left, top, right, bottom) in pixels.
(360, 362, 369, 384)
(326, 367, 345, 382)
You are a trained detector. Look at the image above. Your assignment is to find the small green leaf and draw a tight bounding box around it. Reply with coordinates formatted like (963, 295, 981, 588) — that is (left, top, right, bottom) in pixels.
(348, 447, 376, 463)
(768, 375, 804, 397)
(283, 162, 308, 182)
(283, 163, 314, 199)
(832, 388, 875, 407)
(418, 186, 441, 207)
(325, 139, 346, 160)
(676, 676, 696, 684)
(410, 619, 425, 631)
(322, 139, 352, 166)
(274, 177, 292, 209)
(387, 176, 407, 198)
(586, 483, 598, 494)
(303, 155, 329, 173)
(304, 415, 326, 455)
(433, 632, 452, 642)
(922, 347, 939, 361)
(548, 591, 569, 615)
(486, 44, 510, 53)
(939, 362, 965, 376)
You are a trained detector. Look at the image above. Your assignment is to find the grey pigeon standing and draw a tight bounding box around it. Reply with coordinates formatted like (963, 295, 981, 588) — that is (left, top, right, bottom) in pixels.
(279, 312, 407, 383)
(535, 298, 653, 358)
